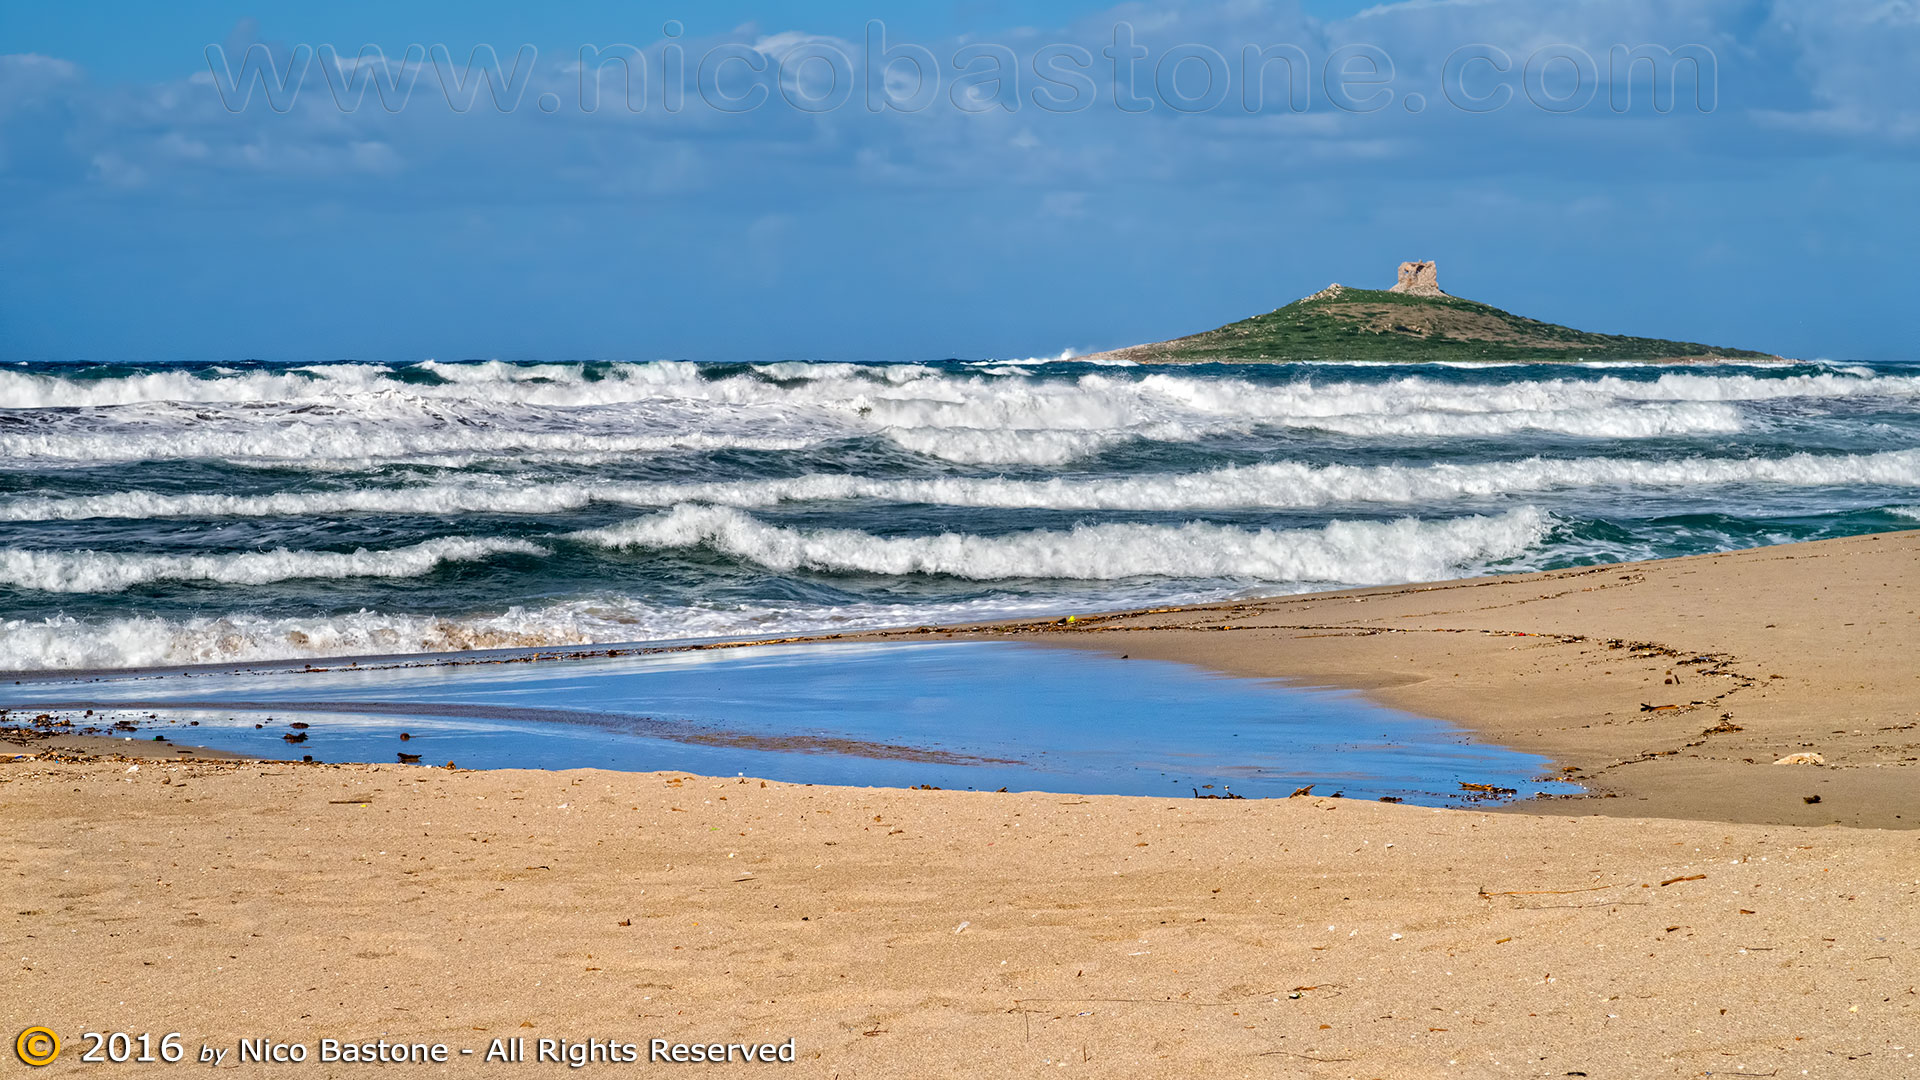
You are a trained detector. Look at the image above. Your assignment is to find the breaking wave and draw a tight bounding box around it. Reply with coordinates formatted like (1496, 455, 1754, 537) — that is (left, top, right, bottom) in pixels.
(3, 360, 1916, 411)
(0, 593, 1112, 672)
(571, 504, 1551, 583)
(17, 360, 1916, 468)
(7, 450, 1916, 522)
(4, 357, 1914, 673)
(0, 537, 544, 594)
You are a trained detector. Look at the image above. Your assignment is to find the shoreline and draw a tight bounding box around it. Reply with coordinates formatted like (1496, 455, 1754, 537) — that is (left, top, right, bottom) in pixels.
(7, 530, 1917, 1076)
(5, 528, 1914, 826)
(936, 529, 1919, 828)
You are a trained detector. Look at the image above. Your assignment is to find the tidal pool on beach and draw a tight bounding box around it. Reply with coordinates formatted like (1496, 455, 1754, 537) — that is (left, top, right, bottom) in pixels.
(2, 641, 1578, 805)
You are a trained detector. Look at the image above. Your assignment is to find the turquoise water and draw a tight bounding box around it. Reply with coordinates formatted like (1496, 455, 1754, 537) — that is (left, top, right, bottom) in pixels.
(0, 641, 1577, 804)
(3, 357, 1918, 672)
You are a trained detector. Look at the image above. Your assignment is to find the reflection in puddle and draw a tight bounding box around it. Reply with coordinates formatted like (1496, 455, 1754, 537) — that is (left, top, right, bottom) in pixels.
(2, 641, 1579, 805)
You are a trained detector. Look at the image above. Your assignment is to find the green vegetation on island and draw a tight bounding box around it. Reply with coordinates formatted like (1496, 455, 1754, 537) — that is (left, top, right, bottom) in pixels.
(1082, 262, 1781, 365)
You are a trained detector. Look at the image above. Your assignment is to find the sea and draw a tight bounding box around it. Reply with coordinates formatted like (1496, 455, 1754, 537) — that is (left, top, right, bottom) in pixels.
(2, 356, 1917, 673)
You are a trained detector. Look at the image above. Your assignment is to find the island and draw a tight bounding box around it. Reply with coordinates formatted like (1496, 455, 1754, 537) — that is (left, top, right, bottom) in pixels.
(1080, 261, 1783, 364)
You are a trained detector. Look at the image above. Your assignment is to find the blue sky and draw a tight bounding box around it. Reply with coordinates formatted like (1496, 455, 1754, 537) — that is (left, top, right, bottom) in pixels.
(1, 1, 1914, 364)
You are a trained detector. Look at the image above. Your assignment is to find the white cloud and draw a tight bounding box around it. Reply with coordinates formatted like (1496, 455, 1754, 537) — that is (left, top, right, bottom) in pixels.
(4, 0, 1915, 209)
(88, 152, 147, 188)
(0, 53, 82, 117)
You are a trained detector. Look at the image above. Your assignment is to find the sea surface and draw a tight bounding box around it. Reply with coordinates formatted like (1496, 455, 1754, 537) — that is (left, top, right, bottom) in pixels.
(2, 356, 1917, 673)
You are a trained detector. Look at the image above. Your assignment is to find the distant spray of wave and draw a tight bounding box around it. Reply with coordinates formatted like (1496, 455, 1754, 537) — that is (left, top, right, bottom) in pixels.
(0, 417, 826, 468)
(0, 404, 1748, 470)
(18, 359, 1916, 468)
(3, 360, 1916, 410)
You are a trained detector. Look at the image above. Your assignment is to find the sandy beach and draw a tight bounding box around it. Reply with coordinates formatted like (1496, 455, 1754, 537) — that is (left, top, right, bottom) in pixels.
(10, 1, 1916, 1073)
(957, 527, 1920, 830)
(5, 530, 1917, 1077)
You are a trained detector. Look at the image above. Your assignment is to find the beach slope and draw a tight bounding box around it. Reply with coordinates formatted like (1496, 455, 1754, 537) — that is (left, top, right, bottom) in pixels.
(967, 529, 1918, 829)
(3, 759, 1915, 1078)
(4, 530, 1916, 1076)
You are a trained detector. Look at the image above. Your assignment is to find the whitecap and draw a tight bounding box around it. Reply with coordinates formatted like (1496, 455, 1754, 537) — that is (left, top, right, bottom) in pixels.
(0, 537, 543, 594)
(569, 504, 1550, 583)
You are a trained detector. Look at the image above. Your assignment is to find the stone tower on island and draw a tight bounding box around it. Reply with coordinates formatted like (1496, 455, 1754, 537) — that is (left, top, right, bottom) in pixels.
(1388, 260, 1445, 297)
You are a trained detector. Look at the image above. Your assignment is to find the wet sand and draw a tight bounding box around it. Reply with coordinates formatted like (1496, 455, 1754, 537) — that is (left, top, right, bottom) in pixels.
(940, 529, 1919, 829)
(4, 530, 1917, 1076)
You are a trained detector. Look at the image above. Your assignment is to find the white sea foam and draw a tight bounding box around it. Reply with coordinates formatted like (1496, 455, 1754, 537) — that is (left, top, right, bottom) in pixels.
(571, 504, 1550, 583)
(10, 450, 1916, 522)
(0, 537, 543, 594)
(0, 416, 826, 467)
(10, 361, 1913, 467)
(880, 426, 1147, 466)
(0, 592, 1128, 672)
(0, 485, 602, 521)
(0, 403, 1743, 469)
(3, 359, 1910, 673)
(4, 360, 1914, 411)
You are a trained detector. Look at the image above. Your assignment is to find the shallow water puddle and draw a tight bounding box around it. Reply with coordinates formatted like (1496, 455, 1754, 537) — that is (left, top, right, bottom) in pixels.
(3, 641, 1579, 804)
